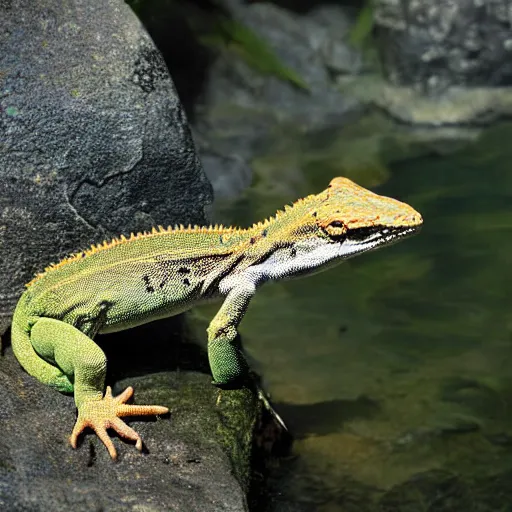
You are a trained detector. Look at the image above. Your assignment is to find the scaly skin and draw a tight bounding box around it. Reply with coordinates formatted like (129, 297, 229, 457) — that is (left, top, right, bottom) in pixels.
(10, 177, 423, 459)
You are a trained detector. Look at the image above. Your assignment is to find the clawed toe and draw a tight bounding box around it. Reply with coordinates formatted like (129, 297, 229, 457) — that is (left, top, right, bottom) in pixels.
(70, 386, 169, 459)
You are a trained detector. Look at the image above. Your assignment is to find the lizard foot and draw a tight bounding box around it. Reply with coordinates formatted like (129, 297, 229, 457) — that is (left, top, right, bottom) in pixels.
(70, 386, 169, 460)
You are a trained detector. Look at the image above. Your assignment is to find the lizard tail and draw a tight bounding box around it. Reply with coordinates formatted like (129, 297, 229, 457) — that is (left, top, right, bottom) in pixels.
(11, 293, 73, 392)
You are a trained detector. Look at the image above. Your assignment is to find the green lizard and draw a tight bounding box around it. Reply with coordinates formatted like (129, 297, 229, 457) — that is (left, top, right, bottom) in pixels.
(10, 177, 422, 459)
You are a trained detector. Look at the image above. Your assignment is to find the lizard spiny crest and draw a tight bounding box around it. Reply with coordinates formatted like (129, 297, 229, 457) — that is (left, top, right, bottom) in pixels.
(26, 223, 240, 287)
(25, 197, 312, 288)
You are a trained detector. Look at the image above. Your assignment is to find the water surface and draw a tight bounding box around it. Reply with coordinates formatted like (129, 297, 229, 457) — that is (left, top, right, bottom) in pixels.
(197, 120, 512, 510)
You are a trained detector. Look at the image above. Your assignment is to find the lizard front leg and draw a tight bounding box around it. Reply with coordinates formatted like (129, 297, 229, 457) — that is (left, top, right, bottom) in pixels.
(29, 317, 168, 459)
(207, 282, 288, 429)
(207, 282, 255, 386)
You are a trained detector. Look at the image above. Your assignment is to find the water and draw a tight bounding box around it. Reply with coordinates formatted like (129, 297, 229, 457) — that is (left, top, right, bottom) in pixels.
(197, 119, 512, 510)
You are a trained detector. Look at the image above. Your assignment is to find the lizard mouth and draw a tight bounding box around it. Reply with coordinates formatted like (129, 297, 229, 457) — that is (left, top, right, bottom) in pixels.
(349, 224, 421, 244)
(339, 224, 422, 258)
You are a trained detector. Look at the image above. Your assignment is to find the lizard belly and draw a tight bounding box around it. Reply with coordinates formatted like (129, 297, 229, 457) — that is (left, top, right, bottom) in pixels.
(99, 300, 196, 333)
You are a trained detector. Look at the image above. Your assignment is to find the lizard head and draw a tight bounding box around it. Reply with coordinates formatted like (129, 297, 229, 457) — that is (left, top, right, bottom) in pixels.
(244, 177, 422, 281)
(308, 177, 423, 259)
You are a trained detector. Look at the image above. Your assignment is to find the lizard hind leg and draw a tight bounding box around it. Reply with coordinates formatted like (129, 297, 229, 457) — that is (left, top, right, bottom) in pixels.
(10, 315, 73, 393)
(29, 317, 168, 459)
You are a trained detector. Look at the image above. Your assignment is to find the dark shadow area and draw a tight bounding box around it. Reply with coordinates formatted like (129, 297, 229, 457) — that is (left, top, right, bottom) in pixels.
(2, 315, 210, 384)
(99, 315, 211, 384)
(0, 326, 10, 356)
(249, 377, 294, 512)
(274, 395, 381, 438)
(128, 0, 228, 121)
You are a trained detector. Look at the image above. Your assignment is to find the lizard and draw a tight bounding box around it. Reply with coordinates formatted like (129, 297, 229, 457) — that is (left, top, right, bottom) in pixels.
(10, 177, 422, 459)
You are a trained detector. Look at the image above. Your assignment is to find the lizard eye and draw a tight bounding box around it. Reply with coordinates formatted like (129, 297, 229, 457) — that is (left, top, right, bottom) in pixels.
(323, 220, 347, 239)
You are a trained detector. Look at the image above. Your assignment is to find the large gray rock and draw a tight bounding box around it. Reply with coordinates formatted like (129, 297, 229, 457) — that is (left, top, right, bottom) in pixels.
(374, 0, 512, 92)
(336, 0, 512, 125)
(0, 0, 212, 338)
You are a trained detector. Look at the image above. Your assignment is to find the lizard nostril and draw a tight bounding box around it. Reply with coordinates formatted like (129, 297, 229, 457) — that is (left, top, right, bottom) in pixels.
(408, 212, 423, 225)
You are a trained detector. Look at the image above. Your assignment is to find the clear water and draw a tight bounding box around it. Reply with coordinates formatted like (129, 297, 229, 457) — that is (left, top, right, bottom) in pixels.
(197, 119, 512, 510)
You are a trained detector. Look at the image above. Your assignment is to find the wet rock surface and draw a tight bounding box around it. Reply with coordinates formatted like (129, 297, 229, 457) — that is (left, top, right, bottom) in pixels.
(342, 74, 512, 126)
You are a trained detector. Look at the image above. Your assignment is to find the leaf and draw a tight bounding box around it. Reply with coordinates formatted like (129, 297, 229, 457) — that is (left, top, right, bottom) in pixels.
(201, 17, 310, 92)
(349, 0, 374, 48)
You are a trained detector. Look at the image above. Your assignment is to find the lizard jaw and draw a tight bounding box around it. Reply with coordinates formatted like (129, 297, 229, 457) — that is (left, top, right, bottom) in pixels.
(339, 224, 422, 259)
